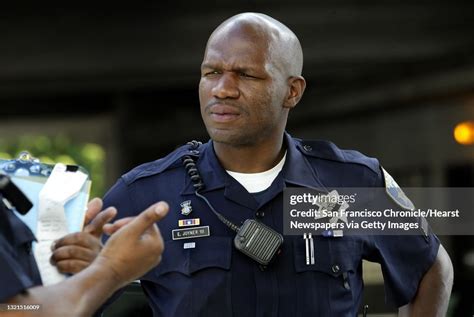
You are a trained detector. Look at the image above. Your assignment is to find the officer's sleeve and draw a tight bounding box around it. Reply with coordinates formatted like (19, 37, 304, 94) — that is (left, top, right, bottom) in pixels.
(0, 240, 36, 302)
(366, 233, 439, 307)
(363, 168, 440, 307)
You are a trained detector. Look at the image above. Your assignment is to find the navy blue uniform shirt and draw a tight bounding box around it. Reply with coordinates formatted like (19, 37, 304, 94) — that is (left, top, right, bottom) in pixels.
(103, 133, 439, 317)
(0, 196, 42, 302)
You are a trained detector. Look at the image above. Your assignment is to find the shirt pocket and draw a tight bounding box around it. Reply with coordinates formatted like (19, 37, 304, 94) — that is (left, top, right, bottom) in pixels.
(142, 236, 233, 317)
(292, 236, 360, 317)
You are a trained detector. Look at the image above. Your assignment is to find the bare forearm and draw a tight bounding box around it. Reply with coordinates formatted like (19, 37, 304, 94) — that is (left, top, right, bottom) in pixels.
(3, 201, 167, 317)
(4, 262, 122, 317)
(399, 245, 453, 317)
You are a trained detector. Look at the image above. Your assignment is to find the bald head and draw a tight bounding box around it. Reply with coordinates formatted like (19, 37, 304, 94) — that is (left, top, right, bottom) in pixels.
(205, 12, 303, 77)
(199, 13, 306, 149)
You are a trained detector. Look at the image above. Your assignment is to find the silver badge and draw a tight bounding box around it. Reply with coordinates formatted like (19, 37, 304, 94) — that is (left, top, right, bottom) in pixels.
(180, 200, 193, 216)
(312, 190, 349, 225)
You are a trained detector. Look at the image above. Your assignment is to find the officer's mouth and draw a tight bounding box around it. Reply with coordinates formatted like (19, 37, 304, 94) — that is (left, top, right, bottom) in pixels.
(208, 104, 241, 123)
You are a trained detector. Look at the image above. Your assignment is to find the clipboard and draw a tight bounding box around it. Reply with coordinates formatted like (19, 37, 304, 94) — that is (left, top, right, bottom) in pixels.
(0, 151, 91, 235)
(1, 151, 92, 285)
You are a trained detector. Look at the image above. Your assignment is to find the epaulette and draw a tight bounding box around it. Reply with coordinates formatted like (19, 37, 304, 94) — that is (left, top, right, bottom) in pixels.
(121, 141, 203, 186)
(295, 138, 380, 175)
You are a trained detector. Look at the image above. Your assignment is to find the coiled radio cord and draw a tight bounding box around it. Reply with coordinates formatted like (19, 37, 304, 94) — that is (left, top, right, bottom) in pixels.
(182, 141, 239, 232)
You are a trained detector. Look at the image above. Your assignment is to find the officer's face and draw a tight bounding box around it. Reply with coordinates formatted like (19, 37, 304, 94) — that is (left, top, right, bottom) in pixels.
(199, 26, 289, 146)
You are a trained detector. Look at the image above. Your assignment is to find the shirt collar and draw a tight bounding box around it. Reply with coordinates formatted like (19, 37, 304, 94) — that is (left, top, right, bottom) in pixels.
(282, 132, 328, 191)
(181, 132, 328, 196)
(181, 140, 228, 196)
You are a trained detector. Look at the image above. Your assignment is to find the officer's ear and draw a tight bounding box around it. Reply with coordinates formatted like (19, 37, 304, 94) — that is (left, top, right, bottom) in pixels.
(283, 76, 306, 109)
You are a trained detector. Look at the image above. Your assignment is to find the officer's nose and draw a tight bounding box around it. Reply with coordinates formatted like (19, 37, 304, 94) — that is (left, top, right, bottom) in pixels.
(211, 73, 240, 99)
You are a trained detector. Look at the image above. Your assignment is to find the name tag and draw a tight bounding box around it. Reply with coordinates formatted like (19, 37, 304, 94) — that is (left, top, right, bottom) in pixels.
(172, 226, 210, 240)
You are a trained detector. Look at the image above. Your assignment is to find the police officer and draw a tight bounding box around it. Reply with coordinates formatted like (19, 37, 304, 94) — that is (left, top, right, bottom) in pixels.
(0, 186, 42, 306)
(0, 179, 168, 316)
(56, 12, 453, 317)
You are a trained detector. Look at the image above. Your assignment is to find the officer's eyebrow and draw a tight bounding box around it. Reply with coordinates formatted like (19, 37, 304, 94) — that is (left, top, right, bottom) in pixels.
(201, 63, 263, 75)
(201, 62, 217, 70)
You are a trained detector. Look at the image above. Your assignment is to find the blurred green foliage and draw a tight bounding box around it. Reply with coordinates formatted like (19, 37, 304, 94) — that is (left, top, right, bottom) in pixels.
(0, 134, 106, 198)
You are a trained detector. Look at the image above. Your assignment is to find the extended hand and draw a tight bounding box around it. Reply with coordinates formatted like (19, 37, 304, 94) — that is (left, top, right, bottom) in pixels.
(95, 201, 168, 286)
(51, 198, 116, 274)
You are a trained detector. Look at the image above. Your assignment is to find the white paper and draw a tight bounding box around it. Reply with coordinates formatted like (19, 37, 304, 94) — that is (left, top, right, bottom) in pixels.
(36, 199, 69, 240)
(35, 163, 88, 286)
(33, 241, 67, 286)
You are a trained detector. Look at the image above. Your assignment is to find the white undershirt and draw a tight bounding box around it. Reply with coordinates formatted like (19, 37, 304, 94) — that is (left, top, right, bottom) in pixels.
(226, 152, 287, 193)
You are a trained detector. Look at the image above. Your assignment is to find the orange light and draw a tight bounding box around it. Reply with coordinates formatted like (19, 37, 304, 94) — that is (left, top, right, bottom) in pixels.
(454, 121, 474, 145)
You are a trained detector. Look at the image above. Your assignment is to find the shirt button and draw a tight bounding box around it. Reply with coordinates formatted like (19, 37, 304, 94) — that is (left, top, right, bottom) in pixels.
(303, 145, 312, 152)
(331, 264, 340, 273)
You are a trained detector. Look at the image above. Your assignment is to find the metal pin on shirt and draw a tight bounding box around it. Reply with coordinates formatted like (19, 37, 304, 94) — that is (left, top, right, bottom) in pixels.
(303, 233, 310, 265)
(309, 233, 315, 265)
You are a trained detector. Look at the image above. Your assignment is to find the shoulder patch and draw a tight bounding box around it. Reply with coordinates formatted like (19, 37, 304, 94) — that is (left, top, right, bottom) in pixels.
(297, 139, 380, 174)
(382, 167, 415, 211)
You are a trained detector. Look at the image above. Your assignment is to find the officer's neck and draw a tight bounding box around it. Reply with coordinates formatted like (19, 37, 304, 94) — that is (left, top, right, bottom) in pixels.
(213, 137, 286, 173)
